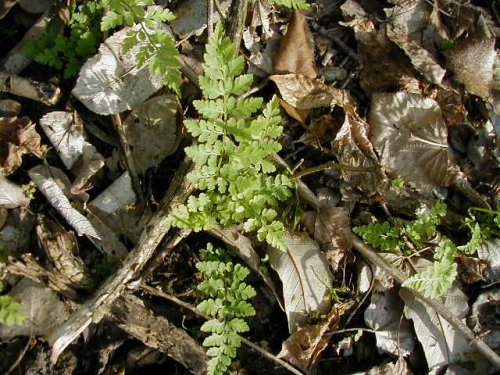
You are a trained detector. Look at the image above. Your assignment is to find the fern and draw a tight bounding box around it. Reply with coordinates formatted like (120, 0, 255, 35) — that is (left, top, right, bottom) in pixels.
(169, 23, 295, 250)
(197, 244, 256, 375)
(352, 221, 404, 252)
(402, 238, 458, 299)
(268, 0, 311, 10)
(0, 282, 25, 326)
(403, 201, 447, 247)
(23, 1, 103, 78)
(100, 0, 181, 95)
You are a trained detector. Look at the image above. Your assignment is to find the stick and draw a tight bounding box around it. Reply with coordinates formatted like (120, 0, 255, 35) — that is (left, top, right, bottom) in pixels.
(47, 160, 194, 363)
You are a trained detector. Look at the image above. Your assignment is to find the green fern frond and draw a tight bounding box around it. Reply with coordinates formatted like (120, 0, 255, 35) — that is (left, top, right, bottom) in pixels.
(0, 283, 25, 326)
(169, 23, 294, 250)
(196, 244, 256, 375)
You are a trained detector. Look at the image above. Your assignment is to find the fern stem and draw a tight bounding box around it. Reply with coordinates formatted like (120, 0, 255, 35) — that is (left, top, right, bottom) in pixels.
(293, 161, 377, 178)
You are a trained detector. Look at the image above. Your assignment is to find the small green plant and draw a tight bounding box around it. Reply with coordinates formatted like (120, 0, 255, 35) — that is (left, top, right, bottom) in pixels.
(196, 244, 256, 375)
(100, 0, 182, 95)
(23, 1, 104, 78)
(0, 282, 25, 326)
(268, 0, 311, 9)
(169, 23, 295, 250)
(353, 202, 480, 298)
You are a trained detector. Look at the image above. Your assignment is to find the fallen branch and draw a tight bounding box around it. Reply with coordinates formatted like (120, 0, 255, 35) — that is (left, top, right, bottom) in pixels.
(47, 160, 194, 363)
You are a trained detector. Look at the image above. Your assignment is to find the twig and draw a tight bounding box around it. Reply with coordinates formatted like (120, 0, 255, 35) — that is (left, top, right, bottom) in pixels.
(352, 236, 500, 368)
(111, 114, 144, 204)
(140, 284, 305, 375)
(47, 160, 194, 363)
(207, 0, 214, 37)
(5, 336, 33, 375)
(294, 161, 377, 178)
(0, 71, 61, 105)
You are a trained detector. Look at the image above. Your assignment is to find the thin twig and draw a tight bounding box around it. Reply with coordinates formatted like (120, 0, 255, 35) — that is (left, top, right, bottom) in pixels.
(294, 161, 377, 178)
(140, 284, 304, 375)
(207, 0, 214, 37)
(226, 0, 248, 49)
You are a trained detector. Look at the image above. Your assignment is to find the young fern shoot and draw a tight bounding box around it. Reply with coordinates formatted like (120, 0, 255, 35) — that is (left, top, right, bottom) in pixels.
(100, 0, 182, 95)
(169, 23, 295, 250)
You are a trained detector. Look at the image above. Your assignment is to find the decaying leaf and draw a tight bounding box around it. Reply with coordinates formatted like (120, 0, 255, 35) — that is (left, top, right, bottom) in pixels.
(350, 357, 413, 375)
(298, 114, 341, 147)
(36, 216, 93, 288)
(340, 3, 420, 96)
(72, 26, 163, 115)
(29, 165, 100, 239)
(0, 116, 46, 175)
(0, 207, 34, 253)
(369, 92, 458, 193)
(400, 259, 472, 371)
(446, 25, 496, 100)
(470, 290, 500, 351)
(0, 278, 70, 341)
(364, 289, 415, 356)
(273, 10, 316, 78)
(301, 206, 353, 272)
(384, 0, 446, 84)
(278, 301, 355, 372)
(268, 232, 334, 332)
(270, 74, 348, 110)
(122, 94, 181, 174)
(0, 173, 29, 208)
(332, 104, 385, 200)
(170, 0, 230, 38)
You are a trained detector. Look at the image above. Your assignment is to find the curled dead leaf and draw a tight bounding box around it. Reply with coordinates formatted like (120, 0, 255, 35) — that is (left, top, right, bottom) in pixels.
(0, 116, 46, 175)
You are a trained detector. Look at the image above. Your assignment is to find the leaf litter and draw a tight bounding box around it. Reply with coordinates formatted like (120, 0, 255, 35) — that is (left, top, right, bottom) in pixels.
(0, 1, 500, 374)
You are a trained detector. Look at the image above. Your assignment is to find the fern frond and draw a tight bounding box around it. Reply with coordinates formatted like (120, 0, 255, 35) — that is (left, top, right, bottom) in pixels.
(0, 294, 25, 326)
(268, 0, 311, 10)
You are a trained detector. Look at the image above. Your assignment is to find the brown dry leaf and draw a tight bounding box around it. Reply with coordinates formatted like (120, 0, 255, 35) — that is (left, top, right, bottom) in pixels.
(384, 0, 446, 84)
(301, 206, 353, 272)
(36, 216, 93, 289)
(357, 357, 413, 375)
(273, 10, 316, 78)
(0, 116, 46, 175)
(368, 92, 458, 192)
(278, 301, 355, 372)
(122, 94, 181, 174)
(270, 74, 348, 110)
(340, 5, 420, 96)
(446, 25, 496, 100)
(0, 173, 29, 208)
(332, 104, 386, 201)
(456, 253, 486, 284)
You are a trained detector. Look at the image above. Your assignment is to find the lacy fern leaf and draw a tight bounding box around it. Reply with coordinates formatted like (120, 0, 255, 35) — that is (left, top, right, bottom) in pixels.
(268, 0, 311, 9)
(0, 283, 25, 326)
(197, 244, 256, 375)
(169, 23, 294, 250)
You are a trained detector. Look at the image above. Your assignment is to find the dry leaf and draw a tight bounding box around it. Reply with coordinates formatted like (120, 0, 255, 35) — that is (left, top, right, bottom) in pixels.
(351, 357, 413, 375)
(170, 0, 230, 38)
(0, 208, 34, 253)
(302, 206, 353, 272)
(29, 165, 100, 239)
(339, 10, 420, 96)
(476, 237, 500, 283)
(364, 289, 415, 356)
(0, 278, 70, 341)
(0, 116, 46, 175)
(122, 94, 181, 174)
(278, 301, 355, 372)
(268, 232, 333, 332)
(0, 173, 29, 208)
(368, 92, 458, 192)
(273, 10, 316, 78)
(73, 26, 164, 115)
(332, 105, 385, 200)
(270, 74, 347, 110)
(298, 114, 341, 147)
(470, 290, 500, 350)
(447, 28, 496, 100)
(36, 216, 93, 288)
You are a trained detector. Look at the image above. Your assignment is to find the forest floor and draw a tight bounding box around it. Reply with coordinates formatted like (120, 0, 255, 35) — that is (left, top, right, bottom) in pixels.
(0, 0, 499, 374)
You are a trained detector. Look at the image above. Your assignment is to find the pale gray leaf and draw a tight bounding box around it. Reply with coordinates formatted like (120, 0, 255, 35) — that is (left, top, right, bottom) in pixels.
(0, 174, 29, 208)
(476, 237, 500, 282)
(28, 165, 99, 239)
(89, 172, 136, 214)
(72, 26, 163, 115)
(268, 232, 333, 332)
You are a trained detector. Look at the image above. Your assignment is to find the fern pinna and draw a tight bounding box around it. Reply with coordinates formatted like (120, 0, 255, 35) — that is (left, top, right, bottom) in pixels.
(196, 244, 256, 375)
(169, 23, 295, 250)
